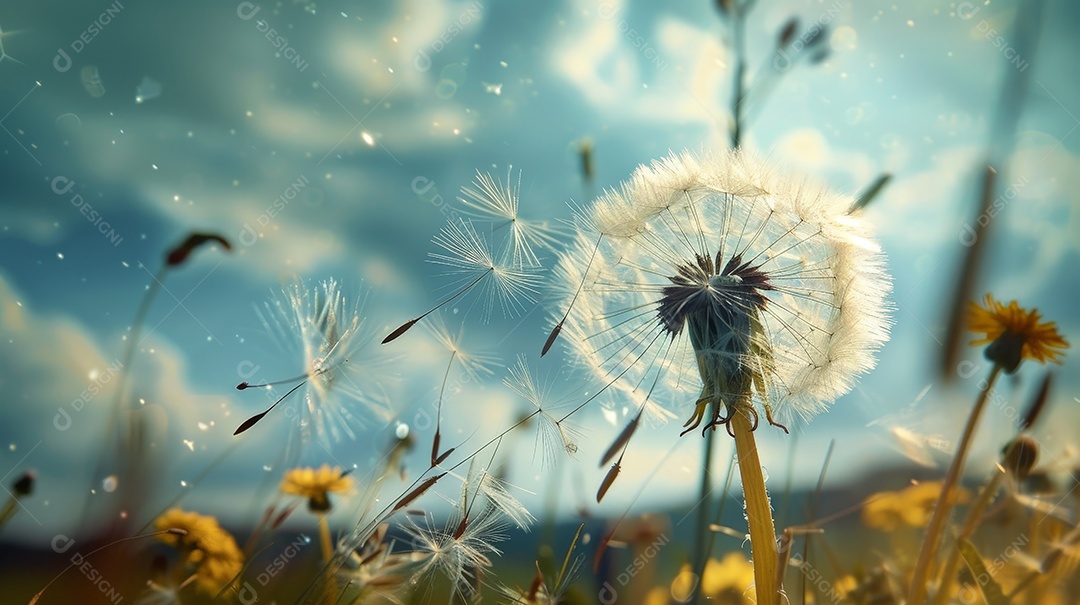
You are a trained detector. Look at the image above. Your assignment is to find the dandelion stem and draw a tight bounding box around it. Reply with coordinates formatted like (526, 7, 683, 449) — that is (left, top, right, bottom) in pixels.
(318, 513, 338, 605)
(908, 363, 1002, 605)
(318, 513, 333, 563)
(731, 405, 779, 605)
(931, 465, 1007, 605)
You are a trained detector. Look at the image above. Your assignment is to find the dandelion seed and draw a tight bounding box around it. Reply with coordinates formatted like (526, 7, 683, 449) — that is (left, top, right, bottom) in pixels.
(404, 501, 510, 601)
(336, 523, 413, 603)
(504, 356, 583, 467)
(235, 279, 392, 452)
(383, 218, 541, 343)
(423, 311, 499, 383)
(551, 149, 891, 433)
(423, 312, 499, 465)
(458, 169, 561, 267)
(457, 456, 535, 531)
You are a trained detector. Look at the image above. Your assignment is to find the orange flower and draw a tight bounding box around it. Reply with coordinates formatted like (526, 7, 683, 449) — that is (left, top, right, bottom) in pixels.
(968, 294, 1068, 372)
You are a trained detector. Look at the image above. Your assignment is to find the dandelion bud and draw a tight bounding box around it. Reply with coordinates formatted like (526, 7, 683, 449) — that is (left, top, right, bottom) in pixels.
(1022, 469, 1055, 494)
(165, 232, 231, 266)
(12, 471, 34, 497)
(777, 17, 799, 47)
(1001, 436, 1039, 479)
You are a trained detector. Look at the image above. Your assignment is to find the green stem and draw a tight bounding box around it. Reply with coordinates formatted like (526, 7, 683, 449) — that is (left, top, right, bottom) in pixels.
(908, 364, 1002, 605)
(689, 427, 716, 604)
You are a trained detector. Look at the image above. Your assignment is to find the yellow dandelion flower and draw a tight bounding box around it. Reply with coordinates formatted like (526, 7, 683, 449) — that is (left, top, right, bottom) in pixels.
(154, 508, 244, 596)
(281, 464, 353, 512)
(833, 575, 858, 600)
(644, 586, 670, 605)
(670, 554, 756, 604)
(895, 482, 967, 528)
(968, 294, 1068, 372)
(670, 564, 698, 602)
(862, 491, 904, 531)
(862, 483, 971, 531)
(701, 552, 755, 602)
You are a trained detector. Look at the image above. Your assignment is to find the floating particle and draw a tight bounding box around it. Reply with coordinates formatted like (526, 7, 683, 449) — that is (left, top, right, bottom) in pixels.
(102, 475, 118, 492)
(482, 82, 502, 95)
(183, 439, 195, 452)
(395, 423, 409, 439)
(135, 77, 162, 103)
(436, 79, 457, 98)
(361, 131, 375, 146)
(80, 65, 106, 97)
(831, 26, 857, 51)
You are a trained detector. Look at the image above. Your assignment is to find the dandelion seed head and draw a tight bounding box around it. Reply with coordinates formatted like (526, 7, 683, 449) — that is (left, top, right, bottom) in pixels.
(553, 149, 891, 428)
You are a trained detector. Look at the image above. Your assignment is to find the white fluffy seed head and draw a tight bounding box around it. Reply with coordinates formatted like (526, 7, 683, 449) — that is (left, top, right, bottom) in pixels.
(552, 149, 892, 426)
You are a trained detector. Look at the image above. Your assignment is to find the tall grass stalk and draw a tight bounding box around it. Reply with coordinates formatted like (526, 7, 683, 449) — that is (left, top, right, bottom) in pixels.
(908, 364, 1002, 604)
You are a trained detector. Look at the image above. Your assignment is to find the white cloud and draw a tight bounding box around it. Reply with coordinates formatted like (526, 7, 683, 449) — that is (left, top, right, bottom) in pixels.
(0, 272, 241, 540)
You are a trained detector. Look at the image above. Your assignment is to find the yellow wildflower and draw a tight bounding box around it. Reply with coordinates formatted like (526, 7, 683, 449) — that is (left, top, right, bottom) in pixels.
(702, 552, 755, 602)
(862, 491, 904, 531)
(863, 483, 970, 531)
(670, 552, 755, 604)
(281, 464, 353, 512)
(968, 294, 1068, 372)
(154, 508, 244, 596)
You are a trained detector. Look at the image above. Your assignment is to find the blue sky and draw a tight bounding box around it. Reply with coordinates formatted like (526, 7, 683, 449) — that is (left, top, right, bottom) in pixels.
(0, 0, 1077, 545)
